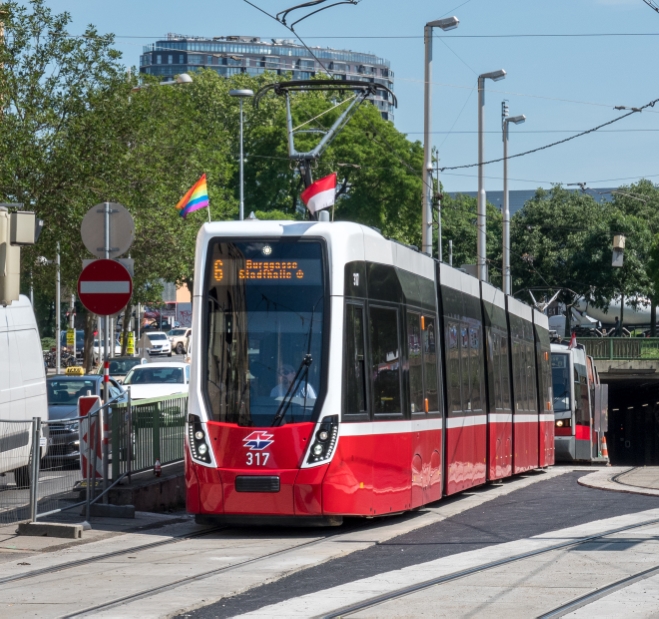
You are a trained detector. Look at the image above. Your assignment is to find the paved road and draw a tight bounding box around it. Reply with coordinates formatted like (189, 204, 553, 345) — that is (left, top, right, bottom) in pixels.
(182, 470, 659, 619)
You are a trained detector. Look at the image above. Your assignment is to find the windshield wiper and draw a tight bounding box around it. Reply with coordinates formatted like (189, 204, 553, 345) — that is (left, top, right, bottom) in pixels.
(271, 354, 313, 427)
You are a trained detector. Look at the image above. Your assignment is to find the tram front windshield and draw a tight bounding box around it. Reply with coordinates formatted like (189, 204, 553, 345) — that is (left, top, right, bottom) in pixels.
(204, 239, 325, 427)
(551, 353, 571, 412)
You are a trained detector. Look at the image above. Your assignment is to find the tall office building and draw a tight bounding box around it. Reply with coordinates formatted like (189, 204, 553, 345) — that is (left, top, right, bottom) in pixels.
(140, 34, 395, 121)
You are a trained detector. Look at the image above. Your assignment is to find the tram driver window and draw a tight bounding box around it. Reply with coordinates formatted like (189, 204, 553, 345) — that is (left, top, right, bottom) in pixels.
(369, 306, 401, 415)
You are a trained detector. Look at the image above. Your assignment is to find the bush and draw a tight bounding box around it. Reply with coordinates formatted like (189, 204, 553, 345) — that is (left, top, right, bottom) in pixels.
(41, 337, 56, 351)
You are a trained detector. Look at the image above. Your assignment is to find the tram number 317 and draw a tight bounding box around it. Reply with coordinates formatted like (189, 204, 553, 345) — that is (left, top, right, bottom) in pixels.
(246, 452, 270, 466)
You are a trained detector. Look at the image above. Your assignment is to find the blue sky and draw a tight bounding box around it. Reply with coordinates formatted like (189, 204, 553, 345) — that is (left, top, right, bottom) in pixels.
(46, 0, 659, 193)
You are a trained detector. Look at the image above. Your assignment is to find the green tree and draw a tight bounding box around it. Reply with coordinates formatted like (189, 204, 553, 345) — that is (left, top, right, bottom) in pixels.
(609, 180, 659, 334)
(510, 186, 615, 321)
(438, 192, 502, 285)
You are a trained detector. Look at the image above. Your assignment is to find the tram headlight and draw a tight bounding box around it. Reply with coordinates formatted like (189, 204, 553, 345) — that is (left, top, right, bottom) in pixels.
(188, 414, 212, 464)
(307, 415, 339, 465)
(556, 420, 564, 427)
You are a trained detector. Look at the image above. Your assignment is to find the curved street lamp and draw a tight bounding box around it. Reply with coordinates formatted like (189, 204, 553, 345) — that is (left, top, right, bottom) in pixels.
(503, 113, 525, 295)
(422, 16, 460, 258)
(477, 69, 506, 281)
(229, 89, 255, 221)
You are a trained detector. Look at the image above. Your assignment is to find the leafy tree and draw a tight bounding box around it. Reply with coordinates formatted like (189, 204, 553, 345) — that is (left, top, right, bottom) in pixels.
(510, 186, 615, 328)
(437, 192, 502, 286)
(610, 180, 659, 334)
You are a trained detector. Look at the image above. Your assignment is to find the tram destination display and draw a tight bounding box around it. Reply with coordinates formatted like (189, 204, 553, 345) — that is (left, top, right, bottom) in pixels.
(210, 241, 323, 285)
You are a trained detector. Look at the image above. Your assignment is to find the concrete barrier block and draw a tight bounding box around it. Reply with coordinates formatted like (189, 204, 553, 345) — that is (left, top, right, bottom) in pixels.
(17, 522, 83, 539)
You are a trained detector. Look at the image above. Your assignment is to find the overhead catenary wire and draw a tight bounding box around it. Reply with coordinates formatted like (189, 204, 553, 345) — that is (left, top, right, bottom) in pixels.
(439, 96, 659, 172)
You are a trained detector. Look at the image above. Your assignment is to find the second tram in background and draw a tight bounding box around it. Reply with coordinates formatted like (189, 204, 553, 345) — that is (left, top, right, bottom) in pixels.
(185, 221, 555, 525)
(551, 341, 608, 462)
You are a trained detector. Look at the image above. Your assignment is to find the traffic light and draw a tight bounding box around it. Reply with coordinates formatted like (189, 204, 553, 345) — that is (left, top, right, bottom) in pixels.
(0, 208, 39, 306)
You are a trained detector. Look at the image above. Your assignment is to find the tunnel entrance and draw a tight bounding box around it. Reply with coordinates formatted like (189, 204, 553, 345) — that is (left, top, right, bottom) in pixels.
(605, 377, 659, 466)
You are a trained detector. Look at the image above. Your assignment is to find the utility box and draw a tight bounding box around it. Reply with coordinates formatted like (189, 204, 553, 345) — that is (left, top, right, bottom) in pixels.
(0, 208, 21, 305)
(10, 211, 37, 245)
(613, 235, 626, 250)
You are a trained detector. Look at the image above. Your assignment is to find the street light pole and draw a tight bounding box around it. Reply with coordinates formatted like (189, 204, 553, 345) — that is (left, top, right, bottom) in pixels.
(422, 16, 459, 257)
(56, 242, 60, 376)
(229, 89, 255, 221)
(477, 69, 506, 281)
(502, 111, 525, 296)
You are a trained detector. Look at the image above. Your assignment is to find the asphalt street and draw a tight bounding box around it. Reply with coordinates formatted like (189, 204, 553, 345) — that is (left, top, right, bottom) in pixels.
(182, 470, 659, 619)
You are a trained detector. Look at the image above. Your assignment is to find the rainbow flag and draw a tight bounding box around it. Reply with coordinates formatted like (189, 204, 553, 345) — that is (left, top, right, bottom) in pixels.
(176, 174, 209, 219)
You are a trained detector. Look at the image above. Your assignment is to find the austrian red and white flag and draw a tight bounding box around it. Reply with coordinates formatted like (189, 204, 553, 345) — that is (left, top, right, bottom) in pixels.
(300, 173, 337, 215)
(568, 331, 577, 349)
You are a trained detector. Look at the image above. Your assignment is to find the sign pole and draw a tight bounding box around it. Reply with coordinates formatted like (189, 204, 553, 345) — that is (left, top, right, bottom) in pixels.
(103, 202, 110, 502)
(56, 243, 61, 376)
(78, 200, 135, 500)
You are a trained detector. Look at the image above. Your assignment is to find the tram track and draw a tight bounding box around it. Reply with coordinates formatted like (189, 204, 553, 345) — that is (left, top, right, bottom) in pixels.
(537, 560, 659, 618)
(319, 514, 659, 619)
(59, 530, 342, 618)
(0, 524, 228, 586)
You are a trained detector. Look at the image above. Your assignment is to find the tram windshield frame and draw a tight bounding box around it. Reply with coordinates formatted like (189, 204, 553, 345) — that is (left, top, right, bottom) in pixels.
(551, 352, 572, 413)
(202, 237, 328, 427)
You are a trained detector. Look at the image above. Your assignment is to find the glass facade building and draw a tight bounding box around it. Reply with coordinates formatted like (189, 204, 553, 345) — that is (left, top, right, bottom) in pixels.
(140, 34, 395, 121)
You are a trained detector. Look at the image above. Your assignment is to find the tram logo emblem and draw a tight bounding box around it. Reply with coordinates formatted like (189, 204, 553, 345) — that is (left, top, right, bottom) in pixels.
(243, 431, 275, 451)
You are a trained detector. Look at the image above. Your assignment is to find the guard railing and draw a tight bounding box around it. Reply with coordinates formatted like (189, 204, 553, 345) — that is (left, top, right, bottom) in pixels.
(110, 390, 187, 481)
(579, 337, 659, 360)
(0, 391, 187, 526)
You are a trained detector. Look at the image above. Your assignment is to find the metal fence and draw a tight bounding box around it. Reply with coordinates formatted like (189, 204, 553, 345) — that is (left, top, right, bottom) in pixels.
(110, 391, 187, 480)
(579, 337, 659, 360)
(0, 392, 187, 527)
(0, 420, 36, 524)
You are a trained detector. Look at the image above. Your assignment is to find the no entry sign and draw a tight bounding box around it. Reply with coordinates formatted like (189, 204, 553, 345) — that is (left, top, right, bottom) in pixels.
(77, 259, 133, 316)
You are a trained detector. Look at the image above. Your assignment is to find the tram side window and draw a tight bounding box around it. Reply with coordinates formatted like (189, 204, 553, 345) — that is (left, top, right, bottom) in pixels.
(423, 317, 439, 412)
(512, 338, 524, 412)
(527, 341, 537, 412)
(491, 333, 503, 410)
(369, 306, 402, 415)
(407, 313, 424, 414)
(344, 304, 367, 415)
(500, 334, 512, 411)
(469, 326, 483, 412)
(446, 321, 462, 415)
(460, 325, 471, 410)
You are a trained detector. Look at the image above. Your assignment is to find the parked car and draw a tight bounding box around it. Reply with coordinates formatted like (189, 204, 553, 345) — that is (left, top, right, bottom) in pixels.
(168, 328, 191, 355)
(122, 362, 190, 400)
(145, 331, 172, 357)
(93, 338, 122, 360)
(145, 319, 179, 331)
(46, 374, 126, 465)
(1, 296, 48, 486)
(90, 356, 147, 383)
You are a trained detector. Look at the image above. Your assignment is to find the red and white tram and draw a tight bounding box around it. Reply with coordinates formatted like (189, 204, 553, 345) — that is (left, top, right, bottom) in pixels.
(185, 221, 554, 525)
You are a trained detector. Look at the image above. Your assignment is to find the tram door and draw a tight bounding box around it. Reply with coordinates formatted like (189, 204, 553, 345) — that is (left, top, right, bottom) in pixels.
(367, 303, 411, 514)
(573, 350, 592, 460)
(406, 310, 442, 506)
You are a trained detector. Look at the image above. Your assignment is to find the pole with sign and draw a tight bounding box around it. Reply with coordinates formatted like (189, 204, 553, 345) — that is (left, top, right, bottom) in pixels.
(79, 202, 134, 499)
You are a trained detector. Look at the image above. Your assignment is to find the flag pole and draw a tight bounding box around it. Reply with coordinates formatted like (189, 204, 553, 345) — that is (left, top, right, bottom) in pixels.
(207, 204, 211, 223)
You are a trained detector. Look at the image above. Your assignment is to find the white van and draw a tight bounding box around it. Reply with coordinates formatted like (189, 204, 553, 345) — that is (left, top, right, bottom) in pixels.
(0, 295, 48, 485)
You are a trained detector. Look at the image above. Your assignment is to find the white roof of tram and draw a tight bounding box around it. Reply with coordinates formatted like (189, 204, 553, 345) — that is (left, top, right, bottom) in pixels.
(194, 220, 435, 297)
